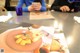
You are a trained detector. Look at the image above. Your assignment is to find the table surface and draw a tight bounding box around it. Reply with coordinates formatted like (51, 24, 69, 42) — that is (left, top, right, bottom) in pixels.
(0, 11, 80, 53)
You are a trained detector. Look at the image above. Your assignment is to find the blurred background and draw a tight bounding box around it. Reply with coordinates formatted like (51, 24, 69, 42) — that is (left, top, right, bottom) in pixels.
(10, 0, 54, 7)
(0, 0, 51, 11)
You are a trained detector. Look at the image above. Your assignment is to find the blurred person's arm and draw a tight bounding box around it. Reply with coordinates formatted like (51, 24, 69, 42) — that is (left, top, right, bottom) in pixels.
(40, 0, 46, 11)
(0, 0, 6, 11)
(60, 6, 70, 12)
(73, 2, 80, 12)
(17, 0, 46, 12)
(0, 6, 7, 11)
(50, 0, 71, 12)
(50, 0, 62, 11)
(17, 0, 29, 12)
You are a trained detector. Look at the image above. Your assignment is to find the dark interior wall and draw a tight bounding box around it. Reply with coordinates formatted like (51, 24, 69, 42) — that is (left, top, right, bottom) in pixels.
(5, 0, 15, 11)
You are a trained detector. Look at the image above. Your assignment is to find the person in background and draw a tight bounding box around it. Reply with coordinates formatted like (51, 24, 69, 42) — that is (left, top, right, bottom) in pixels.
(0, 0, 6, 11)
(0, 6, 7, 11)
(16, 0, 46, 12)
(50, 0, 80, 12)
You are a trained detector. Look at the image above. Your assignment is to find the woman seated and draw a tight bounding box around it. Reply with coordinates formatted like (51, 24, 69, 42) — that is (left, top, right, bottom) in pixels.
(50, 0, 80, 12)
(16, 0, 46, 12)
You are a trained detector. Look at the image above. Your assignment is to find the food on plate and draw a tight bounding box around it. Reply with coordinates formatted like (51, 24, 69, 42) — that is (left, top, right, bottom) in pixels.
(50, 39, 61, 51)
(20, 39, 32, 45)
(20, 40, 27, 45)
(16, 38, 22, 44)
(34, 47, 49, 53)
(30, 30, 42, 42)
(25, 38, 32, 44)
(42, 44, 51, 50)
(39, 47, 49, 53)
(15, 29, 42, 46)
(15, 35, 21, 38)
(34, 48, 40, 53)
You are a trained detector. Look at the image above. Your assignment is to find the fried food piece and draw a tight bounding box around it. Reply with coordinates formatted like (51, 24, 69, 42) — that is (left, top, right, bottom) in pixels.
(16, 38, 22, 44)
(20, 39, 31, 46)
(20, 40, 26, 45)
(25, 38, 32, 44)
(15, 35, 21, 39)
(50, 39, 61, 51)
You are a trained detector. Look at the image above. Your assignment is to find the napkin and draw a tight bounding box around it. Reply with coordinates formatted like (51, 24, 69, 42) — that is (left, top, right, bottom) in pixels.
(30, 12, 54, 20)
(74, 16, 80, 23)
(0, 12, 12, 22)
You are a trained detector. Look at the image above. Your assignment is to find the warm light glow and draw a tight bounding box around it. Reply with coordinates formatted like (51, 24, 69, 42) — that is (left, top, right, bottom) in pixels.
(58, 23, 63, 30)
(66, 36, 73, 45)
(54, 20, 59, 28)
